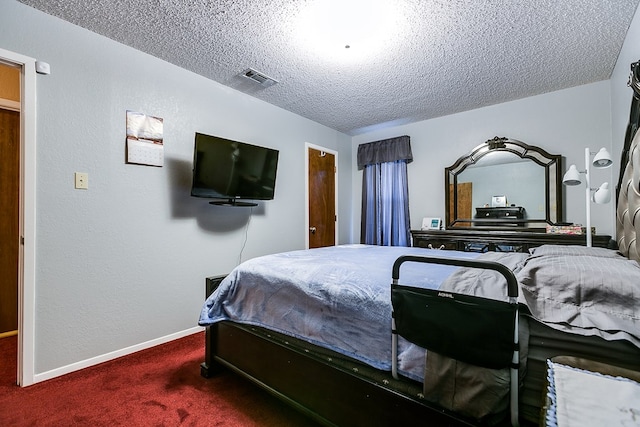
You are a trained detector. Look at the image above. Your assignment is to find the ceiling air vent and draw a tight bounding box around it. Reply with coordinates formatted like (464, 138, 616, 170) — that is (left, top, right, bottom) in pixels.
(241, 68, 278, 87)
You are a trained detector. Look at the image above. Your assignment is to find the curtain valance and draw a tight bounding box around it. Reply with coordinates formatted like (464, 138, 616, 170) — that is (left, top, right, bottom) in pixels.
(357, 135, 412, 170)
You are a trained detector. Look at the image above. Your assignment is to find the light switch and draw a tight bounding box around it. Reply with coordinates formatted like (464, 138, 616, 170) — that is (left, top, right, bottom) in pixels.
(75, 172, 88, 189)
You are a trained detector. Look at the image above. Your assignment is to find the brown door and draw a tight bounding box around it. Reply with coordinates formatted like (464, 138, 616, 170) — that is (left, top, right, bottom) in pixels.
(0, 62, 20, 336)
(448, 182, 472, 227)
(0, 107, 20, 334)
(308, 147, 336, 248)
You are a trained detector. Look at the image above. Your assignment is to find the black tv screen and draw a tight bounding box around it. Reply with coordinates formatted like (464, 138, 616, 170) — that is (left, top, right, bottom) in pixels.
(191, 132, 279, 202)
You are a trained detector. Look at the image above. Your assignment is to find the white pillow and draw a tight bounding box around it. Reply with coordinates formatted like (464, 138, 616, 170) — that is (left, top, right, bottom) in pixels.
(529, 244, 624, 258)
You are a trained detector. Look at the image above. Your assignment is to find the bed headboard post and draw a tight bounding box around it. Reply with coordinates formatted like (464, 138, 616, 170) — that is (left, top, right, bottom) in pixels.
(616, 63, 640, 263)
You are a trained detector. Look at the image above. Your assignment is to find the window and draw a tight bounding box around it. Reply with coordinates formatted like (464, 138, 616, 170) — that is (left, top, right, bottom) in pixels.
(357, 136, 412, 246)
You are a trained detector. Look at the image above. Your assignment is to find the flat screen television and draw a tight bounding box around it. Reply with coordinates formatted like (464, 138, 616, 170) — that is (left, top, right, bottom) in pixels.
(191, 132, 279, 206)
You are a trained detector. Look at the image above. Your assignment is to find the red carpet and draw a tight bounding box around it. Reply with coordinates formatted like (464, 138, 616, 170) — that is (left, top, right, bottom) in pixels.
(0, 332, 319, 426)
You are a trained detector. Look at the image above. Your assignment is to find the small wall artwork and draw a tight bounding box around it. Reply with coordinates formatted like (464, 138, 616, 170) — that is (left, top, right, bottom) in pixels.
(126, 110, 164, 167)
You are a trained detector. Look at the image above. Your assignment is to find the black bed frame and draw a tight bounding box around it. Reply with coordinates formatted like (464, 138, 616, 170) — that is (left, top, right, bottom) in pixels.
(200, 276, 497, 427)
(201, 321, 478, 427)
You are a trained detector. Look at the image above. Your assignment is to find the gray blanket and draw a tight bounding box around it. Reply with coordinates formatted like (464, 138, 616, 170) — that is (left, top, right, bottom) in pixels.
(199, 244, 481, 380)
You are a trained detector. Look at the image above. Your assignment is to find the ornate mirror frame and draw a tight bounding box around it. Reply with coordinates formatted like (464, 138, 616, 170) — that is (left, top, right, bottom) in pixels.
(445, 136, 563, 230)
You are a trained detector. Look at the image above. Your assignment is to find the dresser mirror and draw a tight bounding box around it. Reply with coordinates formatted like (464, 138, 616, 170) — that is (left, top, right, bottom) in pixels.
(445, 136, 563, 230)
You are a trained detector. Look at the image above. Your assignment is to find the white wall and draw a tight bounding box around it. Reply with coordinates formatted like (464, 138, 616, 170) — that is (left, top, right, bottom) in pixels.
(351, 81, 614, 242)
(1, 1, 351, 376)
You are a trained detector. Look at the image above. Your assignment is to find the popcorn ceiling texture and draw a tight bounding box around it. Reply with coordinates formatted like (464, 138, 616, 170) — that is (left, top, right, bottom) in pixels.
(18, 0, 640, 135)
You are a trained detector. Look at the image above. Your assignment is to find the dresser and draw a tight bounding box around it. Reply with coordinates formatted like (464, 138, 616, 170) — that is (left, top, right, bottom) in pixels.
(411, 229, 613, 253)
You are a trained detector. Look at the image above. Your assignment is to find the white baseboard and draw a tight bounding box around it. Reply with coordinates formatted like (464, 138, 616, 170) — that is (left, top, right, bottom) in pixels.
(32, 326, 204, 384)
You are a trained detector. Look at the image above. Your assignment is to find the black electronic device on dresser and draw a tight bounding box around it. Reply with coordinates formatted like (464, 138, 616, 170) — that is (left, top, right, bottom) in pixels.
(411, 229, 613, 253)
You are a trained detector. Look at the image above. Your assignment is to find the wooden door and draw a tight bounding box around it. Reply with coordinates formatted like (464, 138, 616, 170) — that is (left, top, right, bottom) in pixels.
(0, 62, 20, 336)
(448, 182, 472, 227)
(308, 147, 336, 248)
(0, 107, 19, 334)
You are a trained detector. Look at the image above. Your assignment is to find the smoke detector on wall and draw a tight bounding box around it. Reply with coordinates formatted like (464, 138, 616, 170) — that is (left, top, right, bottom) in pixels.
(240, 68, 278, 87)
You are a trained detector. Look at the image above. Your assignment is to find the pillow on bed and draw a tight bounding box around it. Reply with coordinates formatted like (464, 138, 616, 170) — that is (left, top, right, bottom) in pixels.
(528, 244, 624, 258)
(517, 253, 640, 346)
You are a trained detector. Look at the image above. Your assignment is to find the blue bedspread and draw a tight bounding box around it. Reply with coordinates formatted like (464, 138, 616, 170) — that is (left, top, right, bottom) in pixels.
(199, 244, 479, 380)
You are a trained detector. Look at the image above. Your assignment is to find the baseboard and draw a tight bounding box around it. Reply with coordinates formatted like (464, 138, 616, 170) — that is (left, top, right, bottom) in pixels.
(32, 326, 204, 384)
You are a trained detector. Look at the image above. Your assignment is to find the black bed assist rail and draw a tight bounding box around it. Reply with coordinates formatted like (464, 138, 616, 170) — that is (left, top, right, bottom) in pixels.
(391, 255, 519, 297)
(391, 254, 520, 427)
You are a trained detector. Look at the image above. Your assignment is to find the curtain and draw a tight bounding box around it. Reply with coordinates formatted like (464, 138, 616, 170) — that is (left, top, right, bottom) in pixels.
(359, 136, 412, 246)
(357, 135, 413, 169)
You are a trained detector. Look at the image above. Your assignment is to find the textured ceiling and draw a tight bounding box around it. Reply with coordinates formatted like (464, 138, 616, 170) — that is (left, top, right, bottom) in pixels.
(17, 0, 640, 135)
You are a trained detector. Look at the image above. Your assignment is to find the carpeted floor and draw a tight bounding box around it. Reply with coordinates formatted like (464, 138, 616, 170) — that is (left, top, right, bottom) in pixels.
(0, 332, 320, 426)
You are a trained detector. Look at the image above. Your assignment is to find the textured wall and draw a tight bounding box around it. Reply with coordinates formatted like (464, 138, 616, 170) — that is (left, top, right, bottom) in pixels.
(1, 0, 351, 376)
(351, 81, 614, 240)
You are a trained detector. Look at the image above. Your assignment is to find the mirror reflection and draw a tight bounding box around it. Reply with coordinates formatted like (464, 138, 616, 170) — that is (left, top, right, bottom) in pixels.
(445, 137, 563, 229)
(461, 154, 545, 218)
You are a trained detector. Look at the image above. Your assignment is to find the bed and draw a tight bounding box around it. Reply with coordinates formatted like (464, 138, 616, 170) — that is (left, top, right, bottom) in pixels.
(199, 244, 640, 426)
(199, 68, 640, 427)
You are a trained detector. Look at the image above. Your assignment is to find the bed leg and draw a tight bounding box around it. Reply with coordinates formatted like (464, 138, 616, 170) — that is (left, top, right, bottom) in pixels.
(200, 324, 224, 378)
(201, 276, 227, 379)
(200, 362, 213, 378)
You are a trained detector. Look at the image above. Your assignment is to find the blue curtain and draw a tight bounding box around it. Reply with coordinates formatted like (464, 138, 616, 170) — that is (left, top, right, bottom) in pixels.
(359, 136, 412, 246)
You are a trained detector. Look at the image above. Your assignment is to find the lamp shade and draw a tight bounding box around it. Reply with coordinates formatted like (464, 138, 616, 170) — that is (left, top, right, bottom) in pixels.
(592, 182, 611, 204)
(592, 148, 613, 168)
(562, 164, 582, 185)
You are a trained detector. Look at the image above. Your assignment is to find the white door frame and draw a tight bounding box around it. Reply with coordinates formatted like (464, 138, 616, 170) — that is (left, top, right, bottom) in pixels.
(305, 142, 338, 249)
(0, 48, 37, 386)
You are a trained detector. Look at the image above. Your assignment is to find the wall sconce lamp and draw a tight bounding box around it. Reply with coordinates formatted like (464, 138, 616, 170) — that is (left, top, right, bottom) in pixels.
(562, 147, 613, 247)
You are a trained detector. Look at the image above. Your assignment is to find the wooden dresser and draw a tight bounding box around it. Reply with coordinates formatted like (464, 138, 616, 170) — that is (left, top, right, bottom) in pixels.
(411, 229, 613, 253)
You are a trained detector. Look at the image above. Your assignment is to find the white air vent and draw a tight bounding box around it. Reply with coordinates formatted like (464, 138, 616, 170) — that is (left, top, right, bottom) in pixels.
(241, 68, 278, 87)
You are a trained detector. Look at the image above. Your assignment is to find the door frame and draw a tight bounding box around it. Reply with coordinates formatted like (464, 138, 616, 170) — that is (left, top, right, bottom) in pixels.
(305, 143, 338, 249)
(0, 48, 37, 386)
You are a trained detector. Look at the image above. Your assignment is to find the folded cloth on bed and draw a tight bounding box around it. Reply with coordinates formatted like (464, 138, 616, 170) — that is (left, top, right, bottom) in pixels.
(198, 244, 480, 380)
